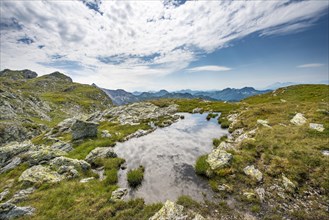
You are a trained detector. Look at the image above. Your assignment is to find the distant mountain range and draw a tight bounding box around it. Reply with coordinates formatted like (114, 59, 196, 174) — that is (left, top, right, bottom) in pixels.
(99, 86, 271, 105)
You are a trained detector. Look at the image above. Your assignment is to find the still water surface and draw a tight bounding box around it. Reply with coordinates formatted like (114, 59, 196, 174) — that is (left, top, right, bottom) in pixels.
(114, 112, 228, 203)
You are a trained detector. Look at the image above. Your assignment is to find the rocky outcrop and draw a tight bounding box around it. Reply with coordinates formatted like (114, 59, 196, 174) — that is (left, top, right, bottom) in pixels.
(24, 147, 66, 166)
(18, 165, 63, 185)
(110, 188, 128, 201)
(0, 141, 32, 168)
(290, 113, 307, 125)
(88, 102, 178, 125)
(71, 120, 98, 140)
(192, 108, 203, 113)
(49, 156, 90, 171)
(149, 200, 186, 220)
(0, 202, 35, 220)
(243, 165, 263, 182)
(6, 188, 35, 204)
(85, 147, 117, 164)
(0, 157, 21, 174)
(206, 149, 232, 170)
(309, 123, 324, 132)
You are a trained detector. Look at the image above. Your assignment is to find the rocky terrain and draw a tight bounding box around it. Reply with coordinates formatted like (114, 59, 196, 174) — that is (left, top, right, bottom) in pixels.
(0, 70, 328, 220)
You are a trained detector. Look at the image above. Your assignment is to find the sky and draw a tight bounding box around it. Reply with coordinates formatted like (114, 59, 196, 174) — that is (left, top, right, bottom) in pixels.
(0, 0, 328, 91)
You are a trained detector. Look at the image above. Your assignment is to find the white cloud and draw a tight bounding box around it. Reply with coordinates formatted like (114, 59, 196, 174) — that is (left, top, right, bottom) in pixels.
(297, 63, 325, 68)
(188, 65, 231, 72)
(0, 0, 328, 90)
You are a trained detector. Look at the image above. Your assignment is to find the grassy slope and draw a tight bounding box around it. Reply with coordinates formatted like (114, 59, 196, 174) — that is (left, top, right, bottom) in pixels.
(0, 70, 112, 127)
(205, 84, 329, 218)
(2, 84, 328, 219)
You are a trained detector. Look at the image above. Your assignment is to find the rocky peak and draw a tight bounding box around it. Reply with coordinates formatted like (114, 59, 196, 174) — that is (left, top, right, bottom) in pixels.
(45, 71, 72, 82)
(0, 69, 38, 80)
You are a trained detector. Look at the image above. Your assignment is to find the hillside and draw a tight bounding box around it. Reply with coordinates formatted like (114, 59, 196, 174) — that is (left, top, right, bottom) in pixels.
(0, 82, 328, 220)
(0, 69, 112, 145)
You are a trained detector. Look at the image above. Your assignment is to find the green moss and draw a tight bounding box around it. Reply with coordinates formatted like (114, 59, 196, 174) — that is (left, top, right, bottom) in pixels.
(213, 138, 220, 147)
(206, 113, 218, 120)
(195, 155, 210, 177)
(127, 166, 145, 187)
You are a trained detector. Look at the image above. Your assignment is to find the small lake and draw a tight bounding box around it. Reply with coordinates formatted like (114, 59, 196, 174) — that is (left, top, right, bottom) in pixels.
(114, 112, 228, 203)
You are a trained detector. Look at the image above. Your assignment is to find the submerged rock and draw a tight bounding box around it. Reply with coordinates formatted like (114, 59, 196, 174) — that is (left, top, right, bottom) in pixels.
(243, 165, 263, 182)
(206, 149, 232, 170)
(85, 147, 117, 164)
(309, 123, 325, 132)
(149, 200, 186, 220)
(18, 165, 62, 185)
(71, 120, 98, 140)
(111, 188, 128, 201)
(290, 113, 307, 126)
(0, 203, 35, 220)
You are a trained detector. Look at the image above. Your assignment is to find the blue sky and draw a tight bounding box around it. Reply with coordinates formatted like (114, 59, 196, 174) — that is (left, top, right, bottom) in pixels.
(0, 0, 328, 91)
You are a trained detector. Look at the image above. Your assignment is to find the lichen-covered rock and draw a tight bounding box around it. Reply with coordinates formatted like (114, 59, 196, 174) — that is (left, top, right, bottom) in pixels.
(50, 156, 90, 171)
(6, 187, 35, 204)
(57, 166, 79, 179)
(149, 200, 186, 220)
(18, 165, 62, 184)
(110, 188, 128, 201)
(282, 174, 296, 192)
(206, 149, 232, 170)
(257, 119, 271, 128)
(85, 147, 117, 164)
(0, 157, 21, 174)
(192, 108, 203, 113)
(24, 147, 66, 166)
(309, 123, 325, 132)
(290, 113, 307, 125)
(243, 165, 263, 182)
(71, 120, 98, 140)
(218, 141, 235, 151)
(0, 141, 32, 168)
(0, 202, 35, 220)
(0, 189, 10, 202)
(255, 187, 265, 202)
(51, 141, 73, 152)
(88, 102, 178, 125)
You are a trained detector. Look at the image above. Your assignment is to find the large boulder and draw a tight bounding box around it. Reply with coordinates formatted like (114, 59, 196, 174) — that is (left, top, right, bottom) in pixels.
(50, 156, 90, 171)
(0, 203, 35, 220)
(149, 200, 186, 220)
(85, 147, 117, 164)
(290, 113, 307, 126)
(206, 149, 232, 170)
(71, 120, 98, 140)
(18, 165, 62, 185)
(243, 165, 263, 182)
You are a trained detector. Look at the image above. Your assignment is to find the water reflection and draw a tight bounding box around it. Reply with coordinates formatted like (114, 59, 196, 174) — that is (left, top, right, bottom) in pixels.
(114, 112, 228, 203)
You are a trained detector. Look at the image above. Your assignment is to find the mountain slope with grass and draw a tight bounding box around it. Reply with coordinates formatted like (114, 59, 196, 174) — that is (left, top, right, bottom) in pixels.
(0, 79, 328, 219)
(0, 69, 112, 145)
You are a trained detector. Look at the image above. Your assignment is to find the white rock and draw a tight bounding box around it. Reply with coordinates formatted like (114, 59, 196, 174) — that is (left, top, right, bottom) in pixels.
(290, 113, 307, 126)
(309, 123, 325, 132)
(206, 149, 232, 170)
(80, 177, 95, 183)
